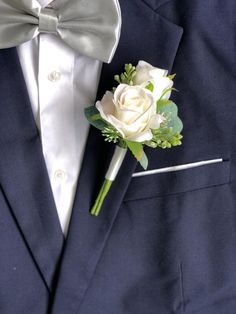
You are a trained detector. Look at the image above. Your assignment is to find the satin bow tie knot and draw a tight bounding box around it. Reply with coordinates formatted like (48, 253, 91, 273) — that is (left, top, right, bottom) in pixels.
(39, 8, 58, 34)
(0, 0, 122, 63)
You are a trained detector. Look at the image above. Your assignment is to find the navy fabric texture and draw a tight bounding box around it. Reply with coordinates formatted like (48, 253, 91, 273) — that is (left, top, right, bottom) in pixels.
(0, 0, 236, 313)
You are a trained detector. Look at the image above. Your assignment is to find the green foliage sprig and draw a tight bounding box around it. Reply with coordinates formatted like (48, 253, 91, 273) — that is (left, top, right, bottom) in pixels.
(114, 64, 137, 86)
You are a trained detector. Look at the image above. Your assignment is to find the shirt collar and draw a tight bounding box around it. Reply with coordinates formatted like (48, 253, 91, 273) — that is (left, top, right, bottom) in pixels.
(38, 0, 67, 9)
(37, 0, 53, 7)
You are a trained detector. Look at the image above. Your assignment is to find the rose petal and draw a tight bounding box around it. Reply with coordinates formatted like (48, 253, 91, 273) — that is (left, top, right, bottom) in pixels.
(107, 114, 142, 136)
(134, 60, 169, 86)
(127, 129, 153, 142)
(115, 107, 141, 124)
(150, 68, 168, 78)
(114, 84, 129, 105)
(96, 91, 115, 117)
(134, 61, 154, 85)
(153, 78, 173, 101)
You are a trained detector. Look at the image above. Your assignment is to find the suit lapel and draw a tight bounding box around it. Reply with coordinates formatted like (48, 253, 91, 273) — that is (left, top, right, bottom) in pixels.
(51, 1, 183, 313)
(0, 48, 64, 290)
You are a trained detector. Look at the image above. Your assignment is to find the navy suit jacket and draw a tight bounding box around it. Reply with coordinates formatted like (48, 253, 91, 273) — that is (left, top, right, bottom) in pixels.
(0, 0, 236, 313)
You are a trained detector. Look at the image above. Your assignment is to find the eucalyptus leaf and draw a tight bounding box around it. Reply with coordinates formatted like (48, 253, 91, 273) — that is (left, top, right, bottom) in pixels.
(156, 99, 173, 111)
(169, 116, 183, 134)
(139, 151, 148, 170)
(84, 106, 108, 131)
(159, 102, 183, 133)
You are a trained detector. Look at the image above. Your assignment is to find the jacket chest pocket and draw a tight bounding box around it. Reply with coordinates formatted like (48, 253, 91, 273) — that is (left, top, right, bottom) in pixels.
(124, 159, 231, 202)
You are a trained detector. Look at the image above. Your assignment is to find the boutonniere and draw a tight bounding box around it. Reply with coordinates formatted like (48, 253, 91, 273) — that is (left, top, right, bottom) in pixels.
(85, 61, 183, 216)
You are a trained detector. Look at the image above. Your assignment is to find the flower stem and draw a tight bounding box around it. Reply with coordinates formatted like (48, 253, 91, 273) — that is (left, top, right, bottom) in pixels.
(91, 179, 113, 216)
(90, 146, 127, 216)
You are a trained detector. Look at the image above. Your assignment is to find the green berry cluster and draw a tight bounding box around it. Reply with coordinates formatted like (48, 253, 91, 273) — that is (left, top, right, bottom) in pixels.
(146, 127, 183, 149)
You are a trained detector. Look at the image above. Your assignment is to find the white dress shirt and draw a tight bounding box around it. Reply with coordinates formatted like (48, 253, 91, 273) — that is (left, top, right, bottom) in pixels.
(17, 0, 102, 235)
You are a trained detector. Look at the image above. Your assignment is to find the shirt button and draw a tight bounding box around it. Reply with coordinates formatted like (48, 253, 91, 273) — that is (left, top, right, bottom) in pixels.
(48, 70, 61, 82)
(54, 169, 66, 182)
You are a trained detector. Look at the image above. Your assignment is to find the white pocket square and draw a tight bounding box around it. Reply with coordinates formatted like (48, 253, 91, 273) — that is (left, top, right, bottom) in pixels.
(132, 158, 223, 178)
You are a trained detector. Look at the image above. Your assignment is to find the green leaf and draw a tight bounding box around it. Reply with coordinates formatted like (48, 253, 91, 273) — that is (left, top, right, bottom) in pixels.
(145, 82, 154, 92)
(159, 102, 183, 133)
(156, 99, 173, 111)
(90, 114, 101, 121)
(168, 73, 176, 80)
(84, 106, 108, 130)
(84, 106, 99, 119)
(139, 151, 148, 170)
(170, 116, 183, 134)
(125, 140, 148, 170)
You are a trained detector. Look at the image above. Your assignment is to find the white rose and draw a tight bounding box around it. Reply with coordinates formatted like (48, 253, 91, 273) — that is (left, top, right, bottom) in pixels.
(96, 84, 165, 142)
(134, 60, 173, 102)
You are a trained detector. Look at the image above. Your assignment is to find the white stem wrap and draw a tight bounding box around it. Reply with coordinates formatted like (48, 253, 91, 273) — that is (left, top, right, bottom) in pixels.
(105, 146, 127, 181)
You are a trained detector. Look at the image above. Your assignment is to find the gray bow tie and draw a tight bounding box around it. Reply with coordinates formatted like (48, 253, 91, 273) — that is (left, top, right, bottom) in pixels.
(0, 0, 122, 63)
